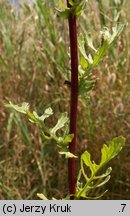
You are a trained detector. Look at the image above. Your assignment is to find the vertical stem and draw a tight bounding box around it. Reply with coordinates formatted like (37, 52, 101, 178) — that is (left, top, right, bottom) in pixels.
(67, 1, 79, 198)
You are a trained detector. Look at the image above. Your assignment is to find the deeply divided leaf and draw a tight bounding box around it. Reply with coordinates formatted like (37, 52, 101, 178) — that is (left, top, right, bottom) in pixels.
(100, 136, 125, 166)
(75, 136, 125, 199)
(6, 102, 75, 158)
(33, 107, 53, 123)
(50, 112, 68, 135)
(78, 24, 125, 100)
(7, 101, 29, 114)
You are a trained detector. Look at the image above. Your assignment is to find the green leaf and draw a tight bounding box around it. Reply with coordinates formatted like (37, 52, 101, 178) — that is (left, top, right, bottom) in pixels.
(61, 134, 74, 143)
(58, 0, 67, 9)
(33, 107, 53, 122)
(81, 151, 98, 175)
(74, 2, 86, 16)
(94, 175, 111, 188)
(78, 33, 93, 64)
(78, 24, 125, 101)
(6, 101, 29, 114)
(50, 112, 68, 135)
(78, 24, 125, 72)
(57, 133, 74, 144)
(59, 151, 78, 158)
(94, 167, 112, 179)
(41, 131, 51, 140)
(86, 34, 97, 53)
(6, 102, 74, 159)
(80, 56, 88, 69)
(56, 0, 88, 18)
(27, 112, 38, 123)
(92, 24, 125, 67)
(68, 0, 75, 6)
(75, 136, 125, 199)
(103, 24, 125, 45)
(56, 9, 71, 19)
(37, 193, 48, 200)
(100, 136, 125, 166)
(92, 40, 109, 67)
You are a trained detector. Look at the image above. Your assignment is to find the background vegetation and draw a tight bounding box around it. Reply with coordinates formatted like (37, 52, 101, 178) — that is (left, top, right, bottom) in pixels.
(0, 0, 130, 199)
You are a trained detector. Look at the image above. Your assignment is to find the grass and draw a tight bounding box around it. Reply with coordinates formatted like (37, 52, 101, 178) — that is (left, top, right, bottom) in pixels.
(0, 0, 130, 199)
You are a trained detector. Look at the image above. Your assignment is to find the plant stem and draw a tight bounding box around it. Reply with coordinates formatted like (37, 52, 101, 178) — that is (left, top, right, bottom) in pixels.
(67, 1, 79, 198)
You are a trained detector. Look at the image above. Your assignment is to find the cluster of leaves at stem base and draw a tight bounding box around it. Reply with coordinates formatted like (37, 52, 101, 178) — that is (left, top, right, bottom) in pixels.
(6, 102, 76, 159)
(78, 24, 125, 100)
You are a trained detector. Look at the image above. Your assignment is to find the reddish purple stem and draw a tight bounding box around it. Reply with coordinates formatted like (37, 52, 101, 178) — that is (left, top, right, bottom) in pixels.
(67, 1, 79, 198)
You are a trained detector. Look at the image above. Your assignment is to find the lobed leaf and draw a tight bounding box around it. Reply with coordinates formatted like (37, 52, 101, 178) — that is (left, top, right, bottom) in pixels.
(50, 112, 68, 135)
(100, 136, 125, 166)
(33, 107, 53, 123)
(92, 24, 125, 67)
(6, 102, 75, 158)
(7, 101, 29, 114)
(86, 34, 97, 53)
(75, 136, 125, 199)
(78, 24, 125, 100)
(78, 33, 93, 65)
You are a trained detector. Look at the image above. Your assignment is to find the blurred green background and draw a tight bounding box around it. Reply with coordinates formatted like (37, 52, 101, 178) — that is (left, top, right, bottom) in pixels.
(0, 0, 130, 199)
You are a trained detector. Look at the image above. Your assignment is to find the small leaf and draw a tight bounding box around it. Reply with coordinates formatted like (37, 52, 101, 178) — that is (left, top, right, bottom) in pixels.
(92, 24, 125, 68)
(68, 0, 75, 6)
(56, 133, 73, 144)
(75, 0, 88, 16)
(91, 175, 111, 189)
(58, 0, 67, 9)
(63, 134, 74, 143)
(92, 40, 109, 67)
(59, 151, 78, 158)
(56, 8, 71, 19)
(56, 0, 88, 18)
(86, 34, 97, 52)
(78, 33, 93, 64)
(27, 112, 37, 123)
(52, 197, 57, 200)
(41, 131, 50, 140)
(78, 33, 87, 60)
(33, 107, 53, 122)
(107, 24, 125, 44)
(100, 136, 125, 166)
(96, 175, 111, 188)
(94, 167, 112, 179)
(50, 112, 68, 135)
(80, 56, 88, 69)
(37, 193, 48, 200)
(6, 101, 29, 114)
(81, 151, 98, 175)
